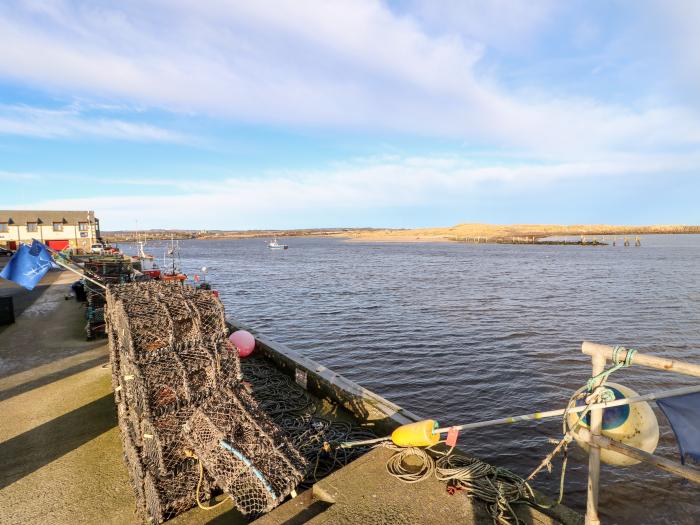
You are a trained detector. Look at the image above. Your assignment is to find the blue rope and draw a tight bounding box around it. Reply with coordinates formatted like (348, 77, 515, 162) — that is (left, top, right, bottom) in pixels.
(219, 440, 277, 499)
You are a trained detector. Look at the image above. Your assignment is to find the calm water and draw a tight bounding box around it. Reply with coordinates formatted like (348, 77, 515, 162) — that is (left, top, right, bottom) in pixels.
(122, 235, 700, 524)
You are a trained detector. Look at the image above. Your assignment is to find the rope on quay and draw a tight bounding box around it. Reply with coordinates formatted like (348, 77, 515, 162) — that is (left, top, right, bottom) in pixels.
(379, 441, 535, 525)
(333, 347, 700, 523)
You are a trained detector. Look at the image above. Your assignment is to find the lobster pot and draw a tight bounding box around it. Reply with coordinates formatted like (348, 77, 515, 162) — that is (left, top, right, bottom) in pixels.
(128, 346, 221, 417)
(119, 352, 192, 419)
(107, 322, 124, 399)
(112, 293, 174, 361)
(183, 286, 228, 344)
(117, 401, 143, 449)
(174, 343, 220, 395)
(184, 388, 307, 516)
(118, 405, 148, 518)
(143, 466, 210, 525)
(153, 286, 204, 344)
(212, 339, 243, 388)
(141, 407, 196, 476)
(107, 283, 228, 360)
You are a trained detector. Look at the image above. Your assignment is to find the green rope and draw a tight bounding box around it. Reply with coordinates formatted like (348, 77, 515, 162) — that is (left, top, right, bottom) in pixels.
(586, 345, 637, 398)
(529, 345, 637, 507)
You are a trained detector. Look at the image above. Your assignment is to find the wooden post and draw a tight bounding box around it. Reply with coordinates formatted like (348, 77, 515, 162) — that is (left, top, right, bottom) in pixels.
(575, 428, 700, 485)
(585, 352, 606, 525)
(582, 342, 700, 378)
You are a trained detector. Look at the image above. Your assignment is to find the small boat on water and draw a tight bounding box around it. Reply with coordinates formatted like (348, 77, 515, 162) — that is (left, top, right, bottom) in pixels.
(268, 237, 288, 250)
(162, 237, 187, 281)
(131, 239, 161, 280)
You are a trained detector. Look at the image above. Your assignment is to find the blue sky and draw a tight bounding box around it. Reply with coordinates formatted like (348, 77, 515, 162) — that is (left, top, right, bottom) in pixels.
(0, 1, 699, 230)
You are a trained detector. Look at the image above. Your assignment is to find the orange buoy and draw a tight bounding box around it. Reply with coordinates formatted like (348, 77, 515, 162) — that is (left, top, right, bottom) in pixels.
(391, 419, 440, 447)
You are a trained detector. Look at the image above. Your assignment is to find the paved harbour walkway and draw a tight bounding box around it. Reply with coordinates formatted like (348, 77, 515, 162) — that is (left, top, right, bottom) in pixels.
(0, 270, 235, 524)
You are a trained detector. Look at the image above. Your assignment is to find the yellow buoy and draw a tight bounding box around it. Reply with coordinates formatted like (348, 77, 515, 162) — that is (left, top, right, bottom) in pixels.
(568, 382, 659, 466)
(391, 419, 440, 447)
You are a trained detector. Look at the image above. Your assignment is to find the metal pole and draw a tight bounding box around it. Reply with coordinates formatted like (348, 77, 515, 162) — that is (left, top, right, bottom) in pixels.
(583, 341, 700, 378)
(341, 384, 700, 449)
(51, 258, 107, 290)
(431, 384, 700, 435)
(575, 428, 700, 485)
(39, 240, 107, 290)
(585, 352, 606, 525)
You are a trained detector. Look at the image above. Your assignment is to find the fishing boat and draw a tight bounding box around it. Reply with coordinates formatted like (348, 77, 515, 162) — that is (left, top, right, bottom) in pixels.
(162, 237, 187, 281)
(268, 237, 288, 250)
(130, 239, 161, 280)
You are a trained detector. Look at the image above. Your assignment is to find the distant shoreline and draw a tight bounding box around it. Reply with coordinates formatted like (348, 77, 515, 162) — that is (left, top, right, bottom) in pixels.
(103, 224, 700, 245)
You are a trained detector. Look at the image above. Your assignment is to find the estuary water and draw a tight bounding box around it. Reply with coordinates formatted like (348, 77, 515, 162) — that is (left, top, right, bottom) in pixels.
(123, 235, 700, 524)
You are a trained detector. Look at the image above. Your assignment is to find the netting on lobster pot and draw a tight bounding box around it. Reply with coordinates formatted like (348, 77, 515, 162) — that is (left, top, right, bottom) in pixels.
(141, 406, 197, 476)
(143, 464, 211, 525)
(119, 349, 191, 419)
(173, 342, 219, 397)
(152, 286, 203, 344)
(118, 402, 147, 518)
(107, 325, 123, 399)
(182, 286, 228, 343)
(183, 388, 307, 516)
(117, 400, 143, 450)
(108, 285, 174, 359)
(211, 339, 243, 388)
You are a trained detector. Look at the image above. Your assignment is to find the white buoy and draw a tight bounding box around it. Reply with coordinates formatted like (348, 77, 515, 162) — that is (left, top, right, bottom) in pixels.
(569, 382, 659, 466)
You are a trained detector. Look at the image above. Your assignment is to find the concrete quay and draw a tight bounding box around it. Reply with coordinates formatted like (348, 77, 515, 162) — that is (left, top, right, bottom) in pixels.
(0, 267, 581, 524)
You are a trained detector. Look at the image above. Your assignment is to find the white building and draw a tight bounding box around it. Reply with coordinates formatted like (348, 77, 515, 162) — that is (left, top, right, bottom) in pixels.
(0, 210, 100, 252)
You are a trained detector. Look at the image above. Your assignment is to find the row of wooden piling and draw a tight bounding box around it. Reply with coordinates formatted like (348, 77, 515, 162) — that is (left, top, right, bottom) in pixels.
(452, 235, 643, 246)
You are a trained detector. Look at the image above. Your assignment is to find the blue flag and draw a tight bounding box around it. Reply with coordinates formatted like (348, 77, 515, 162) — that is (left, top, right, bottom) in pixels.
(0, 240, 54, 290)
(657, 391, 700, 465)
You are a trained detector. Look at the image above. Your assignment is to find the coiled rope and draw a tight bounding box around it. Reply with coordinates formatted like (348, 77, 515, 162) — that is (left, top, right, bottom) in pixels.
(381, 442, 534, 525)
(380, 347, 639, 522)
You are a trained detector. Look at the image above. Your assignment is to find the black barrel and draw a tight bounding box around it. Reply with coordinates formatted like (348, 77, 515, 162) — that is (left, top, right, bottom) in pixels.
(0, 296, 15, 325)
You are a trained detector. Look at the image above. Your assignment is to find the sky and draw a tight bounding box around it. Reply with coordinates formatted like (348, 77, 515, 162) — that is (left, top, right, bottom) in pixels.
(0, 0, 699, 230)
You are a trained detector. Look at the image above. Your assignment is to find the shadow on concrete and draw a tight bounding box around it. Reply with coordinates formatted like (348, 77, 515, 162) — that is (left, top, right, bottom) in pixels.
(279, 499, 333, 525)
(0, 393, 116, 490)
(0, 356, 109, 402)
(196, 509, 241, 524)
(0, 269, 64, 320)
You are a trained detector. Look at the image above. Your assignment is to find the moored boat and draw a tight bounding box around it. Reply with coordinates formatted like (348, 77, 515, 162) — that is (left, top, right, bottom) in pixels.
(131, 239, 161, 280)
(268, 237, 288, 250)
(162, 237, 187, 281)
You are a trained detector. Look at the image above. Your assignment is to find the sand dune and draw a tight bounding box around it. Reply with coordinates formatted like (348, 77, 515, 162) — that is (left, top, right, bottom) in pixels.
(344, 224, 700, 243)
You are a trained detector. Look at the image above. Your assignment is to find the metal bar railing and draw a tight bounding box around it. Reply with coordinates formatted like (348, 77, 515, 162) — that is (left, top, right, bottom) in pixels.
(581, 341, 700, 524)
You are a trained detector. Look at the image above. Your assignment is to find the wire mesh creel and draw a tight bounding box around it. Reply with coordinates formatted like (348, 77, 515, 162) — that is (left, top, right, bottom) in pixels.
(106, 281, 306, 524)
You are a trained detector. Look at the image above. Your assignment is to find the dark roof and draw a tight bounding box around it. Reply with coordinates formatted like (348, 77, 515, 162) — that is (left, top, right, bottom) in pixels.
(0, 210, 96, 224)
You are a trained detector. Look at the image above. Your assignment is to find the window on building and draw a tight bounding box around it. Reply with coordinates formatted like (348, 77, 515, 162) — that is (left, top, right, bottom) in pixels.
(0, 223, 8, 232)
(79, 222, 89, 231)
(27, 222, 38, 232)
(53, 222, 63, 232)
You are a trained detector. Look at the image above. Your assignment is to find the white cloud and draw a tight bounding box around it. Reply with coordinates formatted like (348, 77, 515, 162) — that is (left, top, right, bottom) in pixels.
(393, 0, 559, 52)
(0, 104, 190, 143)
(0, 1, 697, 157)
(13, 153, 695, 229)
(648, 0, 700, 108)
(0, 170, 41, 181)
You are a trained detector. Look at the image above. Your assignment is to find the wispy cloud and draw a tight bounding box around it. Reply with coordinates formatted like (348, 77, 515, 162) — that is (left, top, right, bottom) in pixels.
(14, 152, 697, 228)
(0, 1, 697, 156)
(0, 104, 190, 143)
(0, 170, 41, 181)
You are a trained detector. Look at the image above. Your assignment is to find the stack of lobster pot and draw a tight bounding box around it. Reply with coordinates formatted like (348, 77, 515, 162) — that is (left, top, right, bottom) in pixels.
(85, 256, 132, 340)
(106, 281, 307, 523)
